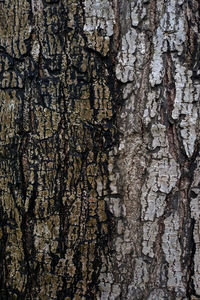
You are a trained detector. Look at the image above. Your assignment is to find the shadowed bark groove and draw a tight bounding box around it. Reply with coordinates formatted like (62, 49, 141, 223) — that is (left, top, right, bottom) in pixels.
(0, 0, 200, 299)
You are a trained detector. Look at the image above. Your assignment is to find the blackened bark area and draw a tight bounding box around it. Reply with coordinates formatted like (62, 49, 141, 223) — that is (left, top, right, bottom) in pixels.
(0, 0, 119, 299)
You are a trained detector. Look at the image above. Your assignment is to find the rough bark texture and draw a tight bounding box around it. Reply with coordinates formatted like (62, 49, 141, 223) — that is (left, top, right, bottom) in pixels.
(110, 0, 200, 299)
(0, 0, 200, 299)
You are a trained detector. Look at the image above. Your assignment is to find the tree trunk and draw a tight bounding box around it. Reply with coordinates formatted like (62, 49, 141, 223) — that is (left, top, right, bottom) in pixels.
(0, 0, 200, 299)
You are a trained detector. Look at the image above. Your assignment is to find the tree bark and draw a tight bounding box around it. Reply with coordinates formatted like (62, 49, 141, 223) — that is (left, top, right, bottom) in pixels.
(0, 0, 200, 299)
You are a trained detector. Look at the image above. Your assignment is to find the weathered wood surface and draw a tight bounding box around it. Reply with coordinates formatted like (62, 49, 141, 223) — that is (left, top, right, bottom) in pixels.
(0, 0, 200, 299)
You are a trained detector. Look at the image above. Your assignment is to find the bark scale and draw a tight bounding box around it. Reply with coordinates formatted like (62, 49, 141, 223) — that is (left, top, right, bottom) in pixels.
(0, 0, 200, 299)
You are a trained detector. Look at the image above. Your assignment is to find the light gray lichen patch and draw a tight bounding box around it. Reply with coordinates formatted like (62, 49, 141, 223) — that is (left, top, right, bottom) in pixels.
(31, 40, 40, 62)
(141, 124, 180, 221)
(131, 0, 147, 27)
(83, 0, 115, 36)
(172, 62, 199, 157)
(83, 0, 115, 55)
(149, 27, 165, 87)
(150, 0, 186, 87)
(141, 124, 180, 258)
(142, 221, 159, 258)
(143, 90, 160, 126)
(116, 28, 137, 83)
(162, 213, 185, 294)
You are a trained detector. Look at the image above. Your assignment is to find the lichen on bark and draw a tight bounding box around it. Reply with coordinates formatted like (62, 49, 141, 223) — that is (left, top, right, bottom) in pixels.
(111, 0, 200, 299)
(1, 0, 200, 299)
